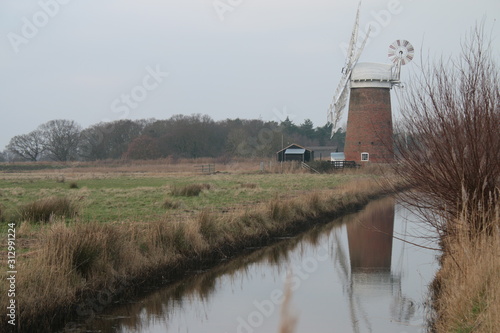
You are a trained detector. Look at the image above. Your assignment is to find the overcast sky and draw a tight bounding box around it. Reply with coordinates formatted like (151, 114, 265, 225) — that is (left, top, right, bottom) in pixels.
(1, 0, 499, 150)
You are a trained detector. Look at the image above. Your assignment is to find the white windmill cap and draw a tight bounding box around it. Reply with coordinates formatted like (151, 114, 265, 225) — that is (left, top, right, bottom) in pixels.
(351, 62, 394, 88)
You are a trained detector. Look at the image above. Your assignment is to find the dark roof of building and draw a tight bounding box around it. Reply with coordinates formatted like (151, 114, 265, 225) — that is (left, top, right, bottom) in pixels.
(276, 143, 311, 154)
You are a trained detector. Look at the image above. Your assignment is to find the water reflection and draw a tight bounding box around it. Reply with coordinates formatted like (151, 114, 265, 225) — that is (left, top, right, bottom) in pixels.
(339, 198, 417, 332)
(64, 198, 436, 333)
(347, 198, 394, 272)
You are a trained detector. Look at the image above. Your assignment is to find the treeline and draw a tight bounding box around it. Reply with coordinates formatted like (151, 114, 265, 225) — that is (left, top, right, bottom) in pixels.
(2, 115, 345, 162)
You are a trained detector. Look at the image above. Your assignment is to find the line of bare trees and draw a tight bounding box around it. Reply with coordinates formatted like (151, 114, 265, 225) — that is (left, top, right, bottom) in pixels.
(4, 115, 345, 162)
(6, 120, 82, 162)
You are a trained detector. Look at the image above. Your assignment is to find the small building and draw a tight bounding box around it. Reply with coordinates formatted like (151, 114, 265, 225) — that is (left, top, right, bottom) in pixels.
(276, 144, 312, 162)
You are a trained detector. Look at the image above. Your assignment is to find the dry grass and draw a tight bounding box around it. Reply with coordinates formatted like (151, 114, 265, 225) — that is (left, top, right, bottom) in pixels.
(19, 196, 78, 223)
(430, 200, 500, 333)
(240, 183, 258, 189)
(162, 198, 181, 209)
(0, 157, 269, 175)
(171, 183, 211, 197)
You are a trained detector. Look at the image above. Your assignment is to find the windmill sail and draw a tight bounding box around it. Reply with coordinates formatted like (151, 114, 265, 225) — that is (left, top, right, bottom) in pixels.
(327, 1, 370, 137)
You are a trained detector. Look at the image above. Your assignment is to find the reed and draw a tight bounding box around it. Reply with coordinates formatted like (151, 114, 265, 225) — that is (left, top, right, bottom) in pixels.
(429, 198, 499, 333)
(162, 198, 181, 209)
(171, 183, 210, 197)
(19, 196, 78, 223)
(197, 209, 220, 245)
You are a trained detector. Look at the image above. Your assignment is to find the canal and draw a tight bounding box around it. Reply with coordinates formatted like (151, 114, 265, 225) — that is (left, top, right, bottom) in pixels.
(65, 197, 438, 332)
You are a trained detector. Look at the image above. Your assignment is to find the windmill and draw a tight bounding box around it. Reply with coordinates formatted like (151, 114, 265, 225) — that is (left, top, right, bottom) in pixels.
(327, 4, 414, 163)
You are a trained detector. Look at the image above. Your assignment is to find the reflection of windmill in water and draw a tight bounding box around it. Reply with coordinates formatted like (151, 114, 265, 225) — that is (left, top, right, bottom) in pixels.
(327, 2, 414, 164)
(332, 198, 415, 332)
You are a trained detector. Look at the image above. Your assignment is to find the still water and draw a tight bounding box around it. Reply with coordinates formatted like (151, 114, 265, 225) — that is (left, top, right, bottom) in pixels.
(70, 198, 438, 333)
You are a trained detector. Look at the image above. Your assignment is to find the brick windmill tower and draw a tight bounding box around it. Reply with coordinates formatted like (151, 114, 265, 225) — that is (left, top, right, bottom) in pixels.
(327, 4, 414, 164)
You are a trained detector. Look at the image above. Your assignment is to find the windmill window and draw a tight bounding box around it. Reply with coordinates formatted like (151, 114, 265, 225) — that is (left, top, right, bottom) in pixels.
(361, 152, 369, 161)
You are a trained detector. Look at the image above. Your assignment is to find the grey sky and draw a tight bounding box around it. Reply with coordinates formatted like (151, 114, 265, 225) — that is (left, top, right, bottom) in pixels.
(1, 0, 499, 150)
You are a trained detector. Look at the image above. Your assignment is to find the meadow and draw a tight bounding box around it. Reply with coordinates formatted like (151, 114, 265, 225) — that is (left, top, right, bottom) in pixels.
(0, 163, 355, 225)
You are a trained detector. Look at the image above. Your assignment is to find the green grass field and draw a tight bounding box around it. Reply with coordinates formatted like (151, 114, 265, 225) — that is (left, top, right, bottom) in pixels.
(0, 171, 356, 226)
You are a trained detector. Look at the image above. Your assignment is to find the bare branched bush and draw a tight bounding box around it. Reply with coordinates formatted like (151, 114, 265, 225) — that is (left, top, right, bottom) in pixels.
(393, 24, 499, 236)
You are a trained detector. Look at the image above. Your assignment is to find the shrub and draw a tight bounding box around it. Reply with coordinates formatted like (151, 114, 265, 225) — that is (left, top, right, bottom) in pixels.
(20, 196, 78, 223)
(393, 25, 499, 236)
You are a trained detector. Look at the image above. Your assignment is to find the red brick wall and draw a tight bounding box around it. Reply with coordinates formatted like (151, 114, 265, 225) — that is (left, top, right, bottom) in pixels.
(344, 87, 394, 163)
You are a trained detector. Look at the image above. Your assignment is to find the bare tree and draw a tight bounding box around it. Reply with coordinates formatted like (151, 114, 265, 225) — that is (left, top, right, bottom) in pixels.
(78, 120, 143, 160)
(393, 24, 499, 236)
(122, 135, 161, 160)
(40, 119, 82, 161)
(6, 129, 45, 161)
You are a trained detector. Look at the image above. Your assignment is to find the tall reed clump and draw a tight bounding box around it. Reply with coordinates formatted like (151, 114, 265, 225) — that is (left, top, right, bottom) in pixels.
(430, 199, 499, 333)
(15, 221, 143, 330)
(19, 196, 78, 223)
(197, 210, 221, 245)
(268, 196, 292, 227)
(145, 219, 207, 258)
(171, 183, 210, 197)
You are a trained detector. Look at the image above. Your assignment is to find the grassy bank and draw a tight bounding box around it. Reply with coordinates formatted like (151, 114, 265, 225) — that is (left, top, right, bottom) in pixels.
(430, 203, 499, 333)
(0, 162, 397, 332)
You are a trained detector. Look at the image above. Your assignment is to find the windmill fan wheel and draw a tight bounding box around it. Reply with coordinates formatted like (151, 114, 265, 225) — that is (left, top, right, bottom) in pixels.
(388, 40, 414, 65)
